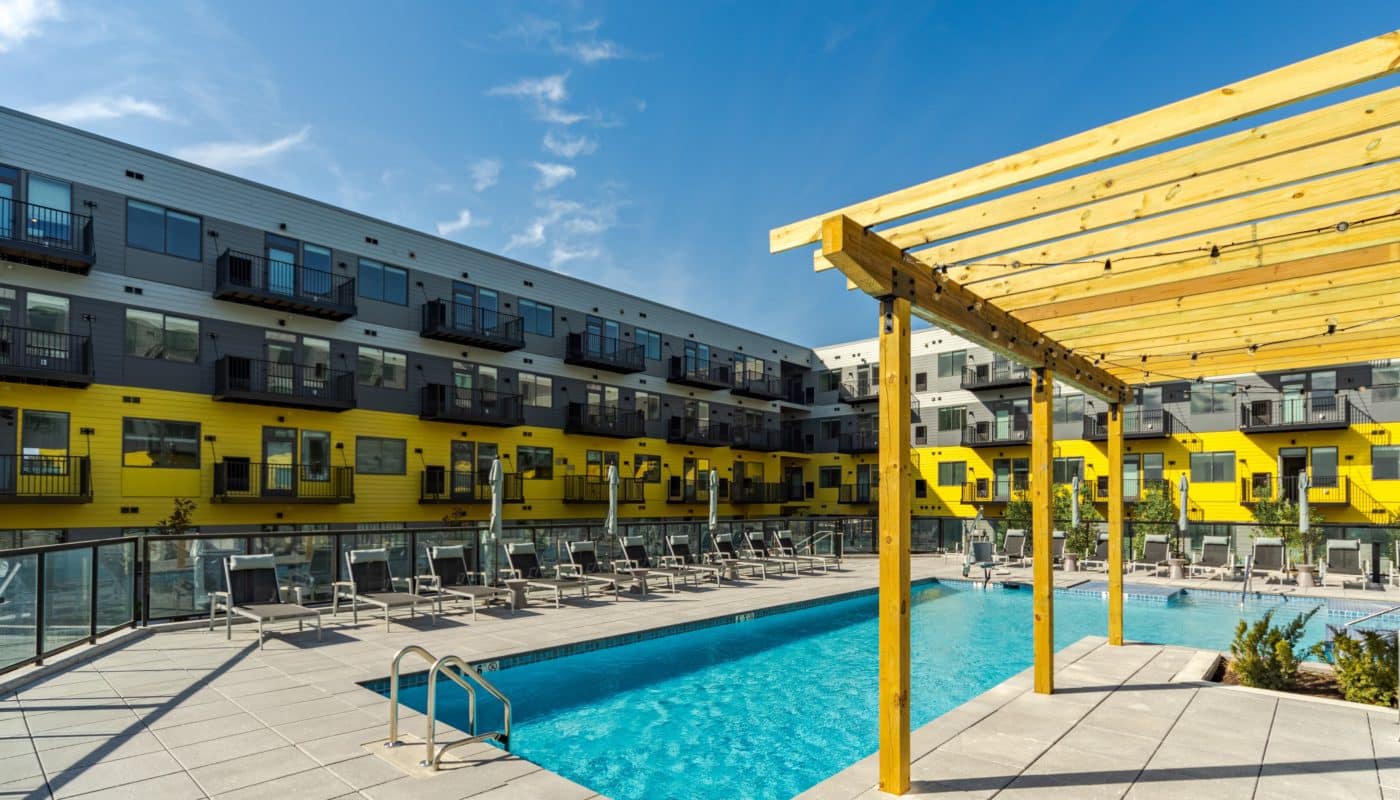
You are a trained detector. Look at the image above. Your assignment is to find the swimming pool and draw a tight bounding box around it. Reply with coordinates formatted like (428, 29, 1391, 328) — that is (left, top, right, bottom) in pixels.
(376, 581, 1396, 800)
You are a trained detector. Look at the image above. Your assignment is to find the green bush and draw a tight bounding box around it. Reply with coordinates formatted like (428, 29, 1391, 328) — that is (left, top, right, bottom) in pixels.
(1312, 630, 1398, 707)
(1229, 606, 1319, 691)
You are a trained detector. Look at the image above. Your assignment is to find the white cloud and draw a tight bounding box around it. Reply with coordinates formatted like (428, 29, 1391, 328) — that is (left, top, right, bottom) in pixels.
(487, 73, 568, 104)
(174, 126, 310, 171)
(0, 0, 60, 53)
(436, 208, 474, 237)
(550, 244, 600, 268)
(542, 131, 597, 158)
(33, 94, 174, 124)
(556, 39, 622, 63)
(538, 105, 588, 126)
(470, 158, 501, 191)
(531, 162, 576, 190)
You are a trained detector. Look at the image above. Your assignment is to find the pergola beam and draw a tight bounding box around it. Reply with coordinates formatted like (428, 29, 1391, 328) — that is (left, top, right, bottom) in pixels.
(819, 215, 1129, 403)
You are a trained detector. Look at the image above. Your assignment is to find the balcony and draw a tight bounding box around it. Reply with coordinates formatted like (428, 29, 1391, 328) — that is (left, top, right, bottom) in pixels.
(419, 469, 524, 504)
(420, 385, 523, 427)
(1240, 393, 1352, 433)
(960, 477, 1030, 504)
(731, 481, 786, 504)
(0, 455, 92, 503)
(214, 356, 355, 411)
(562, 475, 646, 504)
(419, 300, 524, 352)
(667, 417, 732, 447)
(212, 462, 354, 503)
(732, 371, 784, 400)
(1089, 476, 1172, 503)
(838, 431, 879, 454)
(1083, 409, 1175, 440)
(667, 478, 713, 504)
(732, 425, 783, 452)
(1241, 474, 1349, 505)
(961, 362, 1031, 390)
(0, 326, 93, 387)
(565, 403, 646, 438)
(838, 484, 878, 504)
(668, 357, 732, 390)
(565, 332, 646, 374)
(214, 250, 356, 320)
(961, 421, 1030, 448)
(0, 198, 94, 274)
(838, 381, 879, 405)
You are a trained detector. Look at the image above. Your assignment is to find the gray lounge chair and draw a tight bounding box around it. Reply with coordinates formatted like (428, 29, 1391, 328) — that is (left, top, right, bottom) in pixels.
(1082, 534, 1131, 572)
(772, 530, 836, 573)
(335, 548, 436, 631)
(664, 535, 724, 584)
(744, 531, 801, 575)
(1323, 539, 1367, 588)
(502, 541, 594, 607)
(998, 530, 1026, 567)
(418, 545, 515, 618)
(1135, 534, 1172, 576)
(1250, 537, 1288, 584)
(1191, 536, 1234, 580)
(1029, 530, 1066, 566)
(710, 534, 768, 579)
(210, 554, 321, 648)
(564, 541, 632, 599)
(615, 535, 691, 588)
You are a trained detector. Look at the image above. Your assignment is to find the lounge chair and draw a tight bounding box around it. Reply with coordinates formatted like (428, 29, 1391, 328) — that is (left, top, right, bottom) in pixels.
(1135, 535, 1172, 576)
(709, 533, 768, 579)
(997, 530, 1026, 567)
(209, 554, 321, 648)
(772, 530, 836, 573)
(502, 541, 593, 607)
(335, 548, 436, 631)
(1191, 536, 1234, 580)
(744, 531, 802, 575)
(1081, 534, 1131, 572)
(418, 545, 515, 618)
(664, 535, 724, 584)
(1322, 539, 1367, 588)
(1029, 530, 1066, 566)
(1249, 537, 1289, 584)
(564, 541, 633, 599)
(616, 535, 693, 588)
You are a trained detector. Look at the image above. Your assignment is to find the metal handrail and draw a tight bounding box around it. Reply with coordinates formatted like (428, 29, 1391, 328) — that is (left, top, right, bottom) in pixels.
(386, 645, 512, 770)
(1239, 553, 1253, 607)
(795, 527, 844, 564)
(1338, 603, 1400, 740)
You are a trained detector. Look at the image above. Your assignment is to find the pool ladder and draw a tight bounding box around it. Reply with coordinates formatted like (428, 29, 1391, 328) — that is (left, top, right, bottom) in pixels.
(386, 645, 512, 770)
(1239, 554, 1253, 607)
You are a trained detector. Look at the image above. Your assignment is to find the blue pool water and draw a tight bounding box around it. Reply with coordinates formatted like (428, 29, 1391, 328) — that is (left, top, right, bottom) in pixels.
(379, 582, 1395, 800)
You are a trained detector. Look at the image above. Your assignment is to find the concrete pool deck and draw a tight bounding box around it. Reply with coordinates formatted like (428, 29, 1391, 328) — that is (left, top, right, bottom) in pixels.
(2, 554, 1397, 799)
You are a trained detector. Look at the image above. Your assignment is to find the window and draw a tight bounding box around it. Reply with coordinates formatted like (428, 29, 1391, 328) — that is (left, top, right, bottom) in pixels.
(1375, 446, 1400, 481)
(355, 437, 405, 475)
(1311, 447, 1338, 487)
(124, 309, 198, 363)
(634, 328, 662, 360)
(1142, 453, 1164, 482)
(820, 420, 841, 439)
(1052, 457, 1084, 484)
(122, 418, 199, 468)
(1052, 394, 1084, 424)
(21, 411, 68, 475)
(937, 406, 966, 432)
(519, 299, 554, 337)
(357, 258, 408, 304)
(1190, 381, 1234, 414)
(356, 347, 406, 389)
(1189, 451, 1235, 483)
(914, 372, 927, 392)
(819, 371, 841, 392)
(1374, 363, 1400, 402)
(302, 431, 330, 481)
(914, 425, 928, 445)
(517, 446, 553, 480)
(519, 373, 552, 408)
(819, 466, 841, 489)
(634, 391, 661, 422)
(937, 350, 966, 378)
(938, 461, 966, 486)
(915, 479, 927, 498)
(634, 454, 661, 483)
(126, 199, 201, 260)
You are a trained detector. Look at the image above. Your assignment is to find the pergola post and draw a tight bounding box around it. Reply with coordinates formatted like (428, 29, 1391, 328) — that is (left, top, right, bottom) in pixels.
(1107, 402, 1125, 646)
(1031, 367, 1055, 694)
(877, 295, 912, 795)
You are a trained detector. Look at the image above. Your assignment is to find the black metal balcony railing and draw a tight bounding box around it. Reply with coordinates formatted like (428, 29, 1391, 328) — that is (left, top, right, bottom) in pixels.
(0, 197, 95, 273)
(0, 325, 94, 387)
(564, 403, 646, 438)
(667, 417, 732, 446)
(1083, 409, 1175, 440)
(1240, 393, 1351, 432)
(1241, 474, 1349, 505)
(960, 477, 1030, 503)
(666, 478, 714, 504)
(418, 469, 524, 504)
(212, 462, 354, 503)
(731, 481, 787, 504)
(732, 426, 783, 451)
(838, 484, 878, 504)
(214, 356, 355, 411)
(420, 385, 524, 427)
(838, 431, 879, 454)
(1091, 476, 1172, 503)
(961, 421, 1030, 447)
(838, 381, 879, 404)
(419, 300, 525, 351)
(0, 455, 92, 503)
(780, 426, 810, 453)
(732, 371, 785, 400)
(214, 250, 357, 320)
(960, 362, 1031, 390)
(562, 475, 646, 504)
(668, 356, 732, 389)
(565, 332, 646, 373)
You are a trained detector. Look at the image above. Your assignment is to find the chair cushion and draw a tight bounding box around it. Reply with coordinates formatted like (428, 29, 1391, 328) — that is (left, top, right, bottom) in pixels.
(431, 545, 465, 560)
(229, 554, 277, 572)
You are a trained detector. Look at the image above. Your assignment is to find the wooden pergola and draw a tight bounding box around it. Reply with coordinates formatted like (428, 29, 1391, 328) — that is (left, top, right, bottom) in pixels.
(771, 30, 1400, 795)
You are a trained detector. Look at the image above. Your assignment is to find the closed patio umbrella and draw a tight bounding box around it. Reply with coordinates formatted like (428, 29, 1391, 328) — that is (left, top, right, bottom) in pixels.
(1177, 473, 1190, 555)
(1071, 474, 1081, 530)
(606, 464, 619, 540)
(1298, 469, 1310, 561)
(489, 458, 503, 579)
(708, 469, 719, 555)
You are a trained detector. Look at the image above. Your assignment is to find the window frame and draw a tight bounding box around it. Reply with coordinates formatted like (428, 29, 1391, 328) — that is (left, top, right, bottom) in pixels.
(121, 417, 200, 469)
(517, 445, 554, 480)
(124, 308, 199, 363)
(519, 298, 555, 337)
(1189, 451, 1235, 483)
(125, 198, 203, 261)
(356, 258, 408, 305)
(356, 346, 406, 390)
(520, 373, 553, 408)
(634, 454, 661, 483)
(633, 328, 662, 360)
(355, 436, 407, 475)
(818, 466, 841, 489)
(1374, 446, 1400, 481)
(937, 461, 966, 487)
(936, 350, 966, 378)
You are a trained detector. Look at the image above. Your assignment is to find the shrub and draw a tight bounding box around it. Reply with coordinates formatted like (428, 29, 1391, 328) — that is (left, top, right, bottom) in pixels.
(1312, 630, 1398, 707)
(156, 497, 197, 535)
(1130, 481, 1176, 560)
(1230, 606, 1320, 691)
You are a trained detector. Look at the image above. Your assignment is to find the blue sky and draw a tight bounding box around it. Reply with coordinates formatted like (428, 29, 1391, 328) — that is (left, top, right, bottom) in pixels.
(0, 0, 1395, 345)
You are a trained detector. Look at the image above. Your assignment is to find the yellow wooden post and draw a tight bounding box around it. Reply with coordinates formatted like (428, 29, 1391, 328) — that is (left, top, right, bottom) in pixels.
(1107, 402, 1125, 646)
(877, 295, 911, 795)
(1031, 366, 1055, 694)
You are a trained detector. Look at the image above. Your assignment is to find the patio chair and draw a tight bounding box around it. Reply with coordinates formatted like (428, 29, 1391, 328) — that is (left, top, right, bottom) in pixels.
(744, 531, 801, 575)
(663, 535, 724, 584)
(1322, 539, 1367, 588)
(997, 530, 1026, 567)
(1249, 537, 1289, 584)
(335, 548, 436, 631)
(210, 554, 321, 649)
(710, 533, 768, 579)
(1081, 534, 1131, 572)
(564, 541, 633, 600)
(1191, 536, 1234, 581)
(418, 545, 515, 618)
(502, 541, 593, 607)
(616, 535, 691, 588)
(1135, 535, 1172, 576)
(772, 530, 836, 573)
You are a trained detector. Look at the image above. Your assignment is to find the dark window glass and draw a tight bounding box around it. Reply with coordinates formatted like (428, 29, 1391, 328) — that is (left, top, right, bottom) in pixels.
(165, 211, 201, 260)
(383, 265, 408, 305)
(1374, 447, 1400, 481)
(359, 259, 384, 300)
(819, 466, 841, 489)
(122, 418, 199, 468)
(914, 479, 927, 498)
(937, 461, 966, 486)
(355, 437, 406, 475)
(520, 299, 554, 337)
(518, 446, 553, 480)
(125, 200, 166, 252)
(634, 454, 660, 483)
